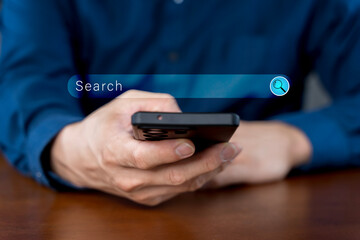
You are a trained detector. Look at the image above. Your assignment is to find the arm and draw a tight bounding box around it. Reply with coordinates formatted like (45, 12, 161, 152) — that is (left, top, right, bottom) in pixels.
(50, 90, 240, 206)
(207, 0, 360, 187)
(275, 0, 360, 170)
(0, 1, 239, 206)
(0, 0, 83, 189)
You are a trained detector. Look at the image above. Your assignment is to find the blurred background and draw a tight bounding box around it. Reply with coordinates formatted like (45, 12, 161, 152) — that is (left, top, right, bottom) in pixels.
(0, 0, 330, 114)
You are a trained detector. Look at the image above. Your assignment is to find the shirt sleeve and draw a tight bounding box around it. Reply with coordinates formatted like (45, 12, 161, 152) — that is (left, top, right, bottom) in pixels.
(273, 0, 360, 171)
(0, 0, 84, 189)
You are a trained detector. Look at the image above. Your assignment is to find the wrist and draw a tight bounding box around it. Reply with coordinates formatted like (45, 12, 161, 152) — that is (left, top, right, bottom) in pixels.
(284, 123, 312, 168)
(50, 122, 83, 185)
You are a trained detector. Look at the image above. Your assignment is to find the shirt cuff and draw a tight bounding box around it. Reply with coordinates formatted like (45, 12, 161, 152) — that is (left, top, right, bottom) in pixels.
(26, 113, 84, 190)
(271, 111, 351, 171)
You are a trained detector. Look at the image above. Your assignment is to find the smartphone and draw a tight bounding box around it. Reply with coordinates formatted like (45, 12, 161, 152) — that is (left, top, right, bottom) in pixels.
(132, 112, 240, 144)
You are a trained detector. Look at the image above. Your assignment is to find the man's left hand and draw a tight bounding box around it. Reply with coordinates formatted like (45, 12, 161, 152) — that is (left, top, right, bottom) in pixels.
(205, 121, 312, 188)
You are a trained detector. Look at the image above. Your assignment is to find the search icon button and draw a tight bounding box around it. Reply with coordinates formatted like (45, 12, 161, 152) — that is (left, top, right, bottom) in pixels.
(270, 76, 290, 96)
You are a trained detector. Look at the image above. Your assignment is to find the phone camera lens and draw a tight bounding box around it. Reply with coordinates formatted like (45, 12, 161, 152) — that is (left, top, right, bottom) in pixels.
(157, 115, 163, 120)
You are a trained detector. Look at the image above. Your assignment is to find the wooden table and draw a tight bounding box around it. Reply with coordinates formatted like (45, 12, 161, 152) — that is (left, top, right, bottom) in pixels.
(1, 154, 359, 240)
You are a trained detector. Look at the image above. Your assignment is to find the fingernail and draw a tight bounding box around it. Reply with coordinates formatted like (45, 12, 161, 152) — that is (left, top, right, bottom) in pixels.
(175, 143, 195, 158)
(220, 143, 240, 162)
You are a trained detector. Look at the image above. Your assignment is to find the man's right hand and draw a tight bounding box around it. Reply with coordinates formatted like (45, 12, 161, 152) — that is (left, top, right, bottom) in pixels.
(50, 90, 240, 206)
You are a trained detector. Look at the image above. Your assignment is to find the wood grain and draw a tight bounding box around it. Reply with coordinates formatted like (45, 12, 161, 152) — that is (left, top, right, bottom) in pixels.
(1, 154, 359, 240)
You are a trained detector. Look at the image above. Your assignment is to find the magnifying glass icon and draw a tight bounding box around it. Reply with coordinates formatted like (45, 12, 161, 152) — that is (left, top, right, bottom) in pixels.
(270, 76, 290, 96)
(273, 79, 286, 93)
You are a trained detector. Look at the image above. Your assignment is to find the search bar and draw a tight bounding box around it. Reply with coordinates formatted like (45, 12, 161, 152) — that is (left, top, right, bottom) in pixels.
(68, 74, 291, 99)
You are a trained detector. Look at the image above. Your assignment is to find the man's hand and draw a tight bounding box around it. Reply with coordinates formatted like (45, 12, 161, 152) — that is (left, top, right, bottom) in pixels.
(50, 90, 240, 206)
(205, 121, 312, 188)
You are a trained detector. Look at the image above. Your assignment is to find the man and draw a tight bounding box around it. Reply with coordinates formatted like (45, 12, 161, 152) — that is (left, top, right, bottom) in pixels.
(1, 0, 360, 206)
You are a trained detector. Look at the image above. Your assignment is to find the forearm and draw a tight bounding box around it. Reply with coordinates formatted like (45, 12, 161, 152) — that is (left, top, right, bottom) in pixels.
(273, 97, 360, 171)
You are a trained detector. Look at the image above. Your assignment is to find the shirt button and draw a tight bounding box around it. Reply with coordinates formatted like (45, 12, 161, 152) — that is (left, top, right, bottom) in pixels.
(36, 172, 42, 178)
(168, 51, 179, 62)
(174, 0, 184, 4)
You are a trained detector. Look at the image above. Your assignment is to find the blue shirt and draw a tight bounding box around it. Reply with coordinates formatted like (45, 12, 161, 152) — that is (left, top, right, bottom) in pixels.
(1, 0, 360, 190)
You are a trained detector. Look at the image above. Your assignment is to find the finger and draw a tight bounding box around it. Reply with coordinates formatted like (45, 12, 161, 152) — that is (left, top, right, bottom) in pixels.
(118, 90, 182, 112)
(119, 90, 175, 99)
(204, 163, 251, 188)
(109, 160, 226, 193)
(99, 178, 179, 206)
(111, 166, 225, 205)
(102, 133, 195, 170)
(148, 142, 241, 186)
(203, 159, 271, 188)
(138, 193, 178, 206)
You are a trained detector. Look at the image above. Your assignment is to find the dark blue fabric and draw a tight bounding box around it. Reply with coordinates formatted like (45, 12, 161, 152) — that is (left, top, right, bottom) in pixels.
(1, 0, 360, 190)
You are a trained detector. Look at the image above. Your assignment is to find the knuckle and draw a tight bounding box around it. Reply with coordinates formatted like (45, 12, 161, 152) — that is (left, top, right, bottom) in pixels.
(144, 198, 163, 207)
(121, 89, 138, 97)
(132, 194, 147, 203)
(131, 194, 157, 206)
(204, 157, 221, 172)
(166, 96, 178, 106)
(160, 93, 174, 99)
(115, 178, 143, 193)
(188, 177, 205, 192)
(168, 169, 186, 186)
(162, 94, 178, 105)
(100, 143, 117, 166)
(132, 148, 151, 169)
